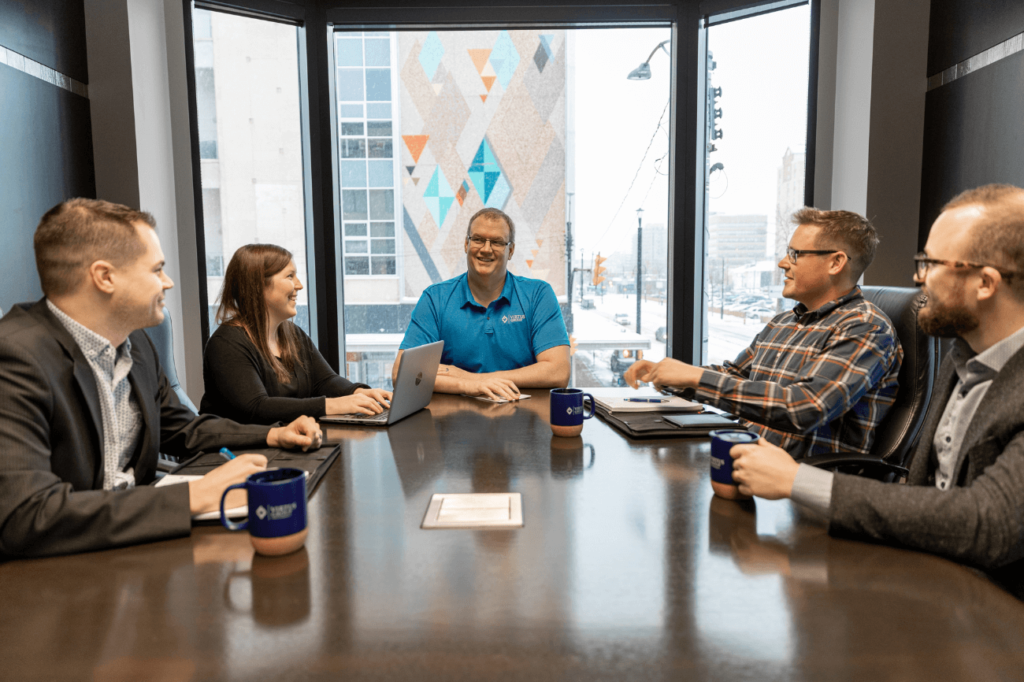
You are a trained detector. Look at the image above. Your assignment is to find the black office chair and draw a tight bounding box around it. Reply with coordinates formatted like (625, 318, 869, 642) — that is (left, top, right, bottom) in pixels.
(803, 286, 937, 481)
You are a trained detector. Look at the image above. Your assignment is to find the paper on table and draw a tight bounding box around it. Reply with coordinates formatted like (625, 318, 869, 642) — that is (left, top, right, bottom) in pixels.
(472, 394, 531, 404)
(155, 471, 309, 521)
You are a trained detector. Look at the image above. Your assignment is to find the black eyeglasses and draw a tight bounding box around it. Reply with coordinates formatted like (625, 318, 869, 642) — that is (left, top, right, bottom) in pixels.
(786, 247, 840, 264)
(913, 252, 1016, 281)
(467, 236, 511, 251)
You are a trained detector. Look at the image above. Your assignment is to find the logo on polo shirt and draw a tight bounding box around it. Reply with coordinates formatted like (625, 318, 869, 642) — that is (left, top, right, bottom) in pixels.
(502, 314, 525, 324)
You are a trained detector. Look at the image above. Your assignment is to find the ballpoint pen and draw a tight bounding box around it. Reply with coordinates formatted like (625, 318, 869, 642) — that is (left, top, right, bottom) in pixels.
(624, 398, 670, 403)
(219, 447, 236, 461)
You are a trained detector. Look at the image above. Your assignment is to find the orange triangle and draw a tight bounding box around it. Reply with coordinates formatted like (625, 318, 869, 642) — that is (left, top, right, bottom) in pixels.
(412, 177, 420, 185)
(526, 260, 534, 268)
(468, 49, 491, 75)
(480, 94, 488, 103)
(481, 76, 496, 92)
(402, 135, 429, 163)
(536, 239, 543, 247)
(531, 249, 540, 258)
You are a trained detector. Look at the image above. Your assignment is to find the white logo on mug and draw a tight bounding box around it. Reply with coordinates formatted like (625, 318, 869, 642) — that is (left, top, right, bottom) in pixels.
(566, 407, 573, 415)
(256, 505, 268, 520)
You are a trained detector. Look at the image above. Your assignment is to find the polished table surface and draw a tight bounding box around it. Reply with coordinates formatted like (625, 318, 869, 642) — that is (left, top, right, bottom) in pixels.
(3, 392, 1024, 681)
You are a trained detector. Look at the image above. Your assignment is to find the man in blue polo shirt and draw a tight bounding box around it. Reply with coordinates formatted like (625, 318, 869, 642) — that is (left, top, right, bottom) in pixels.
(394, 208, 570, 400)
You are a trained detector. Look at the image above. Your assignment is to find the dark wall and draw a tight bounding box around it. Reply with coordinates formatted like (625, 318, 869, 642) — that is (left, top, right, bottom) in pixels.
(919, 1, 1024, 247)
(0, 0, 94, 313)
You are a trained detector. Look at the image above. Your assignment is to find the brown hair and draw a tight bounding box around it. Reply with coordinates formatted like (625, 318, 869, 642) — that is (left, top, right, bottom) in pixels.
(942, 184, 1024, 297)
(34, 198, 156, 297)
(466, 207, 515, 244)
(791, 207, 879, 281)
(216, 244, 303, 384)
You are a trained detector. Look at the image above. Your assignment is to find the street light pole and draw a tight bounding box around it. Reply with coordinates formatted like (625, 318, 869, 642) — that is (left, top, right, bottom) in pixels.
(636, 208, 643, 335)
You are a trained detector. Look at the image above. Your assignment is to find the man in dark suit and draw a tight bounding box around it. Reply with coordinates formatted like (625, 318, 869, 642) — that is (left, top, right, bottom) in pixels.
(729, 184, 1024, 594)
(0, 199, 323, 558)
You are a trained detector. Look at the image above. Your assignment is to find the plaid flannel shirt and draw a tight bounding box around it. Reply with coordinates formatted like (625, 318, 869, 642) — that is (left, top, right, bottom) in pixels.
(693, 287, 902, 458)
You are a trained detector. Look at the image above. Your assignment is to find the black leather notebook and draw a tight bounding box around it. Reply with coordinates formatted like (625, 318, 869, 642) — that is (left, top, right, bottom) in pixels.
(596, 407, 742, 438)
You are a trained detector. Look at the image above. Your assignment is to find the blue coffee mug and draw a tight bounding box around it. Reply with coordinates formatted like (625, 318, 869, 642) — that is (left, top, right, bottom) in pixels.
(550, 388, 596, 437)
(708, 429, 759, 500)
(220, 468, 308, 556)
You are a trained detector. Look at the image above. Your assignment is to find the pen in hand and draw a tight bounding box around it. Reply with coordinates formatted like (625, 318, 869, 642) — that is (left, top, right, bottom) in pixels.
(219, 447, 236, 462)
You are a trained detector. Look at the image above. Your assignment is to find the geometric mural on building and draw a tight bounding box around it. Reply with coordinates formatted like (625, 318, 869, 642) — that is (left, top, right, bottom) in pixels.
(419, 32, 444, 81)
(423, 165, 456, 228)
(468, 138, 511, 209)
(399, 29, 567, 294)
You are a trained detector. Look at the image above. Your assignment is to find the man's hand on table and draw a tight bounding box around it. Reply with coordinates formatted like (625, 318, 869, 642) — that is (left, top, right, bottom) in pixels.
(188, 454, 268, 515)
(624, 358, 704, 391)
(459, 375, 522, 401)
(268, 415, 323, 451)
(730, 437, 800, 500)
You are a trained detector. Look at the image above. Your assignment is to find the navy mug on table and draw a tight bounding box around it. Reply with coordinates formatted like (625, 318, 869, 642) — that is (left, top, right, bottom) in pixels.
(220, 468, 308, 556)
(550, 388, 596, 437)
(708, 429, 759, 500)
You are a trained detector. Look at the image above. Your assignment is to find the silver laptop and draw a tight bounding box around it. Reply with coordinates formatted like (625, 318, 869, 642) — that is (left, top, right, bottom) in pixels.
(320, 341, 443, 426)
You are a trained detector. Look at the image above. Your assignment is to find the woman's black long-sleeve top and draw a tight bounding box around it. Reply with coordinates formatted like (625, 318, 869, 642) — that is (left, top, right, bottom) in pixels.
(200, 324, 369, 425)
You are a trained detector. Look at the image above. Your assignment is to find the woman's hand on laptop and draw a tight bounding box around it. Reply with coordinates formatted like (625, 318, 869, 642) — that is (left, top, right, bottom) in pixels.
(460, 375, 521, 401)
(354, 387, 392, 407)
(327, 393, 387, 416)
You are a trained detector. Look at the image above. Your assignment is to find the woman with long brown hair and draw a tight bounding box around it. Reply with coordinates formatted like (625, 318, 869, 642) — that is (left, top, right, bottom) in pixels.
(200, 244, 391, 424)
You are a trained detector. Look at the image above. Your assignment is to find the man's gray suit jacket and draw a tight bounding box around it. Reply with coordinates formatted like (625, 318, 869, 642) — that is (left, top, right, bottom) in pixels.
(829, 338, 1024, 592)
(0, 300, 272, 558)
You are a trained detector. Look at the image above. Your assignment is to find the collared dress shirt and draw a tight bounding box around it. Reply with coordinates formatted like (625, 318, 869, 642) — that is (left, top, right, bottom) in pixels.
(47, 300, 143, 491)
(792, 323, 1024, 514)
(399, 271, 569, 373)
(691, 287, 902, 458)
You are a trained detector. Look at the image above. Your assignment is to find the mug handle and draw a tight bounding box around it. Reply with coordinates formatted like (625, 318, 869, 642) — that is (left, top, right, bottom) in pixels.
(220, 482, 248, 531)
(582, 393, 596, 420)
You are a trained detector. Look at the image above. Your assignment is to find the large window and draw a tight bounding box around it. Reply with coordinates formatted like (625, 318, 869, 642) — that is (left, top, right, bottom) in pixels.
(334, 28, 672, 388)
(192, 8, 311, 334)
(702, 4, 813, 365)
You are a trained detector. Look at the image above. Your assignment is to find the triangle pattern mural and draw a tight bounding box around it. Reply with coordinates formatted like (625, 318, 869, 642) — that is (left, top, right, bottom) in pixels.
(489, 31, 520, 90)
(468, 138, 511, 209)
(423, 166, 456, 228)
(419, 31, 445, 81)
(402, 135, 429, 163)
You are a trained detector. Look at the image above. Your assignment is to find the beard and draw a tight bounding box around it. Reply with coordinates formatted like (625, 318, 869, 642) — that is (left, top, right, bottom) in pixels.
(917, 281, 979, 338)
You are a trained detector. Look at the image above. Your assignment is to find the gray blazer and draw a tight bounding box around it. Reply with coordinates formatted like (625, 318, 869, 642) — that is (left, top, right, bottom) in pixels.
(0, 300, 272, 558)
(829, 338, 1024, 588)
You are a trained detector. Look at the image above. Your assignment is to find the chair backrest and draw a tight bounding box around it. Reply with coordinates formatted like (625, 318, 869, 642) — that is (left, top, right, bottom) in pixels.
(860, 286, 937, 465)
(143, 307, 199, 414)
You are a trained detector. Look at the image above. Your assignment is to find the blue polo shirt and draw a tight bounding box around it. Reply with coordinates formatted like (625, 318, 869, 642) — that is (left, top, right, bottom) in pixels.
(400, 271, 569, 373)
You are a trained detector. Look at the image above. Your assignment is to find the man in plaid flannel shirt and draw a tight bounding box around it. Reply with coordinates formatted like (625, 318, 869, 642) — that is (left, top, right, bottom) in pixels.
(625, 208, 902, 458)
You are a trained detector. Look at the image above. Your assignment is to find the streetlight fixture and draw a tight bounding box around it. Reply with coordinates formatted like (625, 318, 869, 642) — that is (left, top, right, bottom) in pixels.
(627, 40, 671, 80)
(636, 208, 643, 335)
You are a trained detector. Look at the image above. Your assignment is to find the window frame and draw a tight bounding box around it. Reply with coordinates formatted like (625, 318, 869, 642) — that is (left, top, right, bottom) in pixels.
(182, 0, 817, 370)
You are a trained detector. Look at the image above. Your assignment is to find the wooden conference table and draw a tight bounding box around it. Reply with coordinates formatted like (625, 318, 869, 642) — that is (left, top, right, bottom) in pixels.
(2, 392, 1024, 681)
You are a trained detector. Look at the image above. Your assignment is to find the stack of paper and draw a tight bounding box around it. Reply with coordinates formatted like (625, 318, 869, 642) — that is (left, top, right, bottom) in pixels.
(588, 387, 703, 414)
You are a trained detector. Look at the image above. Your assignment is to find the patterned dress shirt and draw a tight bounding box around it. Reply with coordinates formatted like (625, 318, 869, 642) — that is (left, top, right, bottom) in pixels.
(48, 300, 143, 490)
(692, 287, 903, 458)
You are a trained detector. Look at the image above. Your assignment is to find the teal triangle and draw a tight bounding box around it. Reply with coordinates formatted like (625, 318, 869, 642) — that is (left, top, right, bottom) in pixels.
(472, 142, 486, 166)
(438, 197, 455, 226)
(468, 171, 485, 195)
(484, 171, 500, 201)
(424, 167, 440, 197)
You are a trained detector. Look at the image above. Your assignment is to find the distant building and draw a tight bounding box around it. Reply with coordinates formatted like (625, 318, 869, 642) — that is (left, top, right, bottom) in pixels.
(708, 213, 768, 286)
(774, 147, 806, 283)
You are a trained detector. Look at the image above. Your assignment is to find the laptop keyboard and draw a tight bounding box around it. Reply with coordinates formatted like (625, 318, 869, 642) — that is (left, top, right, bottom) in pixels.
(345, 408, 390, 422)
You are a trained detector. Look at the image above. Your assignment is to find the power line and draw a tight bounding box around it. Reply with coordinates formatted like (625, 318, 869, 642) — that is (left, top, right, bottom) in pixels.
(593, 98, 671, 252)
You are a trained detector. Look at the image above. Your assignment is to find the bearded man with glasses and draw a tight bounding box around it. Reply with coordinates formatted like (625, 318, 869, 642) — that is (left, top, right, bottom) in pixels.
(395, 208, 570, 401)
(625, 208, 903, 458)
(729, 185, 1024, 597)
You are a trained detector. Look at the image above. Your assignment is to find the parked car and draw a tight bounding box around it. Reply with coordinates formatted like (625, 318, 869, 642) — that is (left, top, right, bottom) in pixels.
(610, 349, 644, 375)
(580, 298, 595, 309)
(614, 313, 630, 326)
(655, 326, 667, 342)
